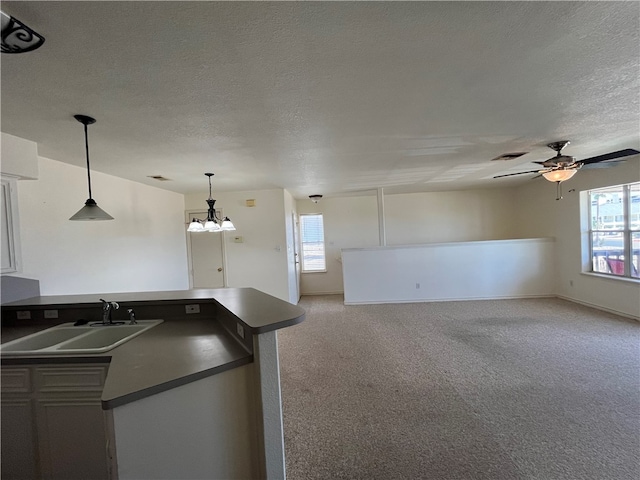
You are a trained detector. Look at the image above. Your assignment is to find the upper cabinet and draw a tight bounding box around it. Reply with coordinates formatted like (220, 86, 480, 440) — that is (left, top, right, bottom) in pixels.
(1, 176, 22, 274)
(1, 132, 39, 275)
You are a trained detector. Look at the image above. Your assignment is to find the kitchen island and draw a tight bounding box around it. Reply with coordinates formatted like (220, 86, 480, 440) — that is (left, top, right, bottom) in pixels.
(1, 288, 305, 480)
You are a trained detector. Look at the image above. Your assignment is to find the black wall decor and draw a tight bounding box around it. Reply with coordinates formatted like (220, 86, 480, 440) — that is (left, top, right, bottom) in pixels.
(1, 11, 45, 54)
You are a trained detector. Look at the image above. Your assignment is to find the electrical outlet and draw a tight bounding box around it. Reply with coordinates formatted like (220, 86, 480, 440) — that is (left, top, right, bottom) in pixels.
(569, 280, 574, 287)
(416, 283, 420, 289)
(44, 310, 59, 319)
(236, 323, 245, 339)
(185, 304, 200, 314)
(17, 311, 31, 320)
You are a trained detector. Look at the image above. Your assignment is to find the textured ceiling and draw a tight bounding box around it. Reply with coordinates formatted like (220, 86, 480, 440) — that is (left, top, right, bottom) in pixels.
(1, 1, 639, 198)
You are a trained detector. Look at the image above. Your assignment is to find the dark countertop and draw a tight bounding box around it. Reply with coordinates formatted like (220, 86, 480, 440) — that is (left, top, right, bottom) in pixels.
(1, 288, 305, 409)
(2, 288, 305, 334)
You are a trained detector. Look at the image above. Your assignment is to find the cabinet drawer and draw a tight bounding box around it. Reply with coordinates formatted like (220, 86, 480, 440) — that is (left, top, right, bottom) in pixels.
(35, 366, 107, 393)
(1, 367, 31, 393)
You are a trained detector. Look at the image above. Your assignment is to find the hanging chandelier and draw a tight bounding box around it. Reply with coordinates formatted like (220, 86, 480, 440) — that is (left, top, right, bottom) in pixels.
(69, 115, 114, 221)
(187, 173, 235, 232)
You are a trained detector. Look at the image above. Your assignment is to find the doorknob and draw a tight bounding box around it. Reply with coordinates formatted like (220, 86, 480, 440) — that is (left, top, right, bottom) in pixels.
(217, 267, 223, 272)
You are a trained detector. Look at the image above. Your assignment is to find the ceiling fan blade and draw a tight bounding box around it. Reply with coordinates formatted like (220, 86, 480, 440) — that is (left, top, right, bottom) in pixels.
(580, 148, 640, 165)
(580, 160, 625, 169)
(493, 170, 542, 178)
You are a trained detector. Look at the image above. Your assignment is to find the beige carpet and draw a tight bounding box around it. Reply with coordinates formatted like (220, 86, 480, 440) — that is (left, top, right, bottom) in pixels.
(278, 296, 640, 480)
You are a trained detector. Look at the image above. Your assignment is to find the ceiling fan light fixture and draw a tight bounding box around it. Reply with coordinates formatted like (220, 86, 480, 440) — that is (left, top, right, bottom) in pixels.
(309, 194, 323, 203)
(542, 169, 577, 183)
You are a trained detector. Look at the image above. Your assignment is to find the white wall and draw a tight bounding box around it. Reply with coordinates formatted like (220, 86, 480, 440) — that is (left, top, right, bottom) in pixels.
(385, 188, 520, 244)
(1, 133, 39, 179)
(516, 157, 640, 318)
(342, 238, 555, 304)
(10, 156, 189, 296)
(185, 189, 291, 302)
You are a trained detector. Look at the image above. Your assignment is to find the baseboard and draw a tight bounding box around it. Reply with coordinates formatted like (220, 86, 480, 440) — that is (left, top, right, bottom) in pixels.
(344, 294, 555, 306)
(301, 291, 344, 297)
(556, 295, 640, 321)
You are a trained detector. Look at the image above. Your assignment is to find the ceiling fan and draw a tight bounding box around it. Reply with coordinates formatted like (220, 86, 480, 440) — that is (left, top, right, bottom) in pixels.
(493, 141, 640, 199)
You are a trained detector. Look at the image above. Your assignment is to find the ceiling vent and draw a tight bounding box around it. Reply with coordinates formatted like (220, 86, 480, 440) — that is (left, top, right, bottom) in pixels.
(491, 152, 528, 161)
(147, 175, 171, 181)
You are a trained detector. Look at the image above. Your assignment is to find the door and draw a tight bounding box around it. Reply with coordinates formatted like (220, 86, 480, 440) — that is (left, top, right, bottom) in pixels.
(186, 210, 226, 288)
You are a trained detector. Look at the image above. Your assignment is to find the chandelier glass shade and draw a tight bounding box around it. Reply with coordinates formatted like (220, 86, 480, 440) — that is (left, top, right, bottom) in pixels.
(188, 173, 235, 233)
(542, 169, 577, 183)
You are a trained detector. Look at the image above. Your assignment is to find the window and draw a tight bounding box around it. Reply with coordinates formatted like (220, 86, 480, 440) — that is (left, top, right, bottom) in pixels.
(299, 213, 326, 272)
(588, 182, 639, 278)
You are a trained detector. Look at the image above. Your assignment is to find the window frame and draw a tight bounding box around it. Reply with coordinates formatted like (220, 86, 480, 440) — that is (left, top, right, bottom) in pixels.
(299, 213, 327, 273)
(587, 182, 639, 279)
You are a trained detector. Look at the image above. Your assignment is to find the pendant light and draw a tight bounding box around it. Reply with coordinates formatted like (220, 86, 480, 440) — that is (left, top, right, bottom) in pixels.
(187, 173, 235, 232)
(70, 115, 114, 221)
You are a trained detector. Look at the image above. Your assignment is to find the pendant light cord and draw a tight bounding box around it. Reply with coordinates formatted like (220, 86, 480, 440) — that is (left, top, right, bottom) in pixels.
(84, 122, 93, 200)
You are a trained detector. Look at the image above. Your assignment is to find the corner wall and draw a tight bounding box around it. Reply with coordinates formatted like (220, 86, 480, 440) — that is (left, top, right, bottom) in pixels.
(298, 195, 379, 295)
(297, 187, 521, 296)
(515, 156, 640, 318)
(185, 189, 291, 302)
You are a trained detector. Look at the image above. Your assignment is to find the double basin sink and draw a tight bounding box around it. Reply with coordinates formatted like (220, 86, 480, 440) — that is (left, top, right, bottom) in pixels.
(0, 320, 163, 356)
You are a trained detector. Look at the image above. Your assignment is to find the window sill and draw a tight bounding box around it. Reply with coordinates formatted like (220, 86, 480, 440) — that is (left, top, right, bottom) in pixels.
(580, 271, 640, 284)
(301, 270, 327, 274)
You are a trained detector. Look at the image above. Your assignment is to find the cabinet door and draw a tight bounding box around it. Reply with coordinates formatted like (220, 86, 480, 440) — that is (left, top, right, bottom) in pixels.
(1, 399, 39, 480)
(35, 399, 109, 480)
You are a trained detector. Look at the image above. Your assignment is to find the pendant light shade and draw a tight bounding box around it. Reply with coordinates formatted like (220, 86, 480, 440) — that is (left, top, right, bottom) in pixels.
(70, 114, 113, 221)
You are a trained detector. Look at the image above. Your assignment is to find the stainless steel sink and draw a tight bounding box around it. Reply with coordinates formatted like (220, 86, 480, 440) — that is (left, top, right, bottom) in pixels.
(0, 320, 163, 356)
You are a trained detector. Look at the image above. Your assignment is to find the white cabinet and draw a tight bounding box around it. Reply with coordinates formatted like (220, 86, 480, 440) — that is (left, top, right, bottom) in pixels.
(1, 364, 110, 480)
(1, 176, 22, 274)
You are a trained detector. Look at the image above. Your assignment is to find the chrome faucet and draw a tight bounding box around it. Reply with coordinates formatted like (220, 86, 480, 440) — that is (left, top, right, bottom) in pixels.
(99, 299, 119, 325)
(127, 308, 137, 325)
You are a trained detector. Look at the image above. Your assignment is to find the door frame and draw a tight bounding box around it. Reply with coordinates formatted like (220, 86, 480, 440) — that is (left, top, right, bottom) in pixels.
(185, 209, 228, 289)
(292, 211, 301, 302)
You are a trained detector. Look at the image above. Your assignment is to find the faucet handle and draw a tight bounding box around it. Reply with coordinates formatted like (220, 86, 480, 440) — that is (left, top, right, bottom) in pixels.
(127, 308, 137, 325)
(100, 299, 118, 307)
